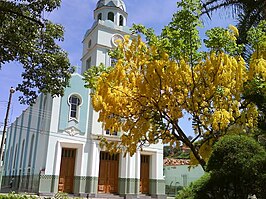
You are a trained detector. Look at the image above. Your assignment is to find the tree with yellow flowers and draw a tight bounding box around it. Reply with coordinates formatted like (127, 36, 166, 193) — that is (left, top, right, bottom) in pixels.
(84, 0, 266, 169)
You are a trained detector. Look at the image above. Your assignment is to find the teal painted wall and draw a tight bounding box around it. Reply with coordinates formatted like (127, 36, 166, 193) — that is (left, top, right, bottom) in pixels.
(58, 74, 89, 134)
(164, 165, 204, 196)
(164, 165, 204, 191)
(4, 124, 13, 174)
(14, 113, 24, 175)
(32, 94, 43, 176)
(22, 106, 33, 175)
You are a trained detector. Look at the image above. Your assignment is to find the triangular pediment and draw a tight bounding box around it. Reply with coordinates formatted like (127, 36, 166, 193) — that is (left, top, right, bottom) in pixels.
(107, 1, 116, 7)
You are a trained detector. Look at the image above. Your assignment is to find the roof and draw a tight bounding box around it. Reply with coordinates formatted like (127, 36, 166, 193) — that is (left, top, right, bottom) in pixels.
(164, 158, 190, 166)
(96, 0, 126, 12)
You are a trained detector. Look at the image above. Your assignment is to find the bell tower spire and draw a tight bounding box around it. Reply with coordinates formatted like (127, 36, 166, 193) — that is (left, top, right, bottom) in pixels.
(94, 0, 127, 26)
(81, 0, 131, 74)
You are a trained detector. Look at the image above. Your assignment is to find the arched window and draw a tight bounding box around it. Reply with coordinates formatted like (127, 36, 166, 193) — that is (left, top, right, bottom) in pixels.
(119, 15, 124, 26)
(20, 140, 25, 168)
(86, 57, 91, 70)
(28, 135, 34, 167)
(69, 95, 81, 120)
(13, 144, 18, 170)
(97, 13, 102, 20)
(8, 146, 13, 170)
(108, 12, 114, 22)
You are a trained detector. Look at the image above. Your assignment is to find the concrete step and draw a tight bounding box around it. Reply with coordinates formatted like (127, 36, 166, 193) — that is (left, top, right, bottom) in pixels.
(91, 193, 124, 199)
(89, 194, 154, 199)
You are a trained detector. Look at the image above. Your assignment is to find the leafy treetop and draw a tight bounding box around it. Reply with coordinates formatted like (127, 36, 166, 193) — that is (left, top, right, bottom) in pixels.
(0, 0, 74, 104)
(177, 135, 266, 199)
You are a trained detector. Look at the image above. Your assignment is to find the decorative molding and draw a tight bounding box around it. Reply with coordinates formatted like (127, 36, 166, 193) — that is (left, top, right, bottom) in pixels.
(63, 126, 81, 136)
(111, 34, 124, 47)
(40, 175, 58, 180)
(74, 176, 98, 181)
(90, 134, 121, 142)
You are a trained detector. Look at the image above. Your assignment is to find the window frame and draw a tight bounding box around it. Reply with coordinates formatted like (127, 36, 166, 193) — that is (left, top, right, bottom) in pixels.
(110, 57, 117, 67)
(86, 57, 92, 70)
(105, 129, 118, 136)
(119, 15, 124, 26)
(68, 94, 82, 122)
(97, 13, 102, 20)
(108, 12, 114, 22)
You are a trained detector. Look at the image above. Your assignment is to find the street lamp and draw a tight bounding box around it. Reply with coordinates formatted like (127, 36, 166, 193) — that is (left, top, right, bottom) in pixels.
(0, 87, 15, 166)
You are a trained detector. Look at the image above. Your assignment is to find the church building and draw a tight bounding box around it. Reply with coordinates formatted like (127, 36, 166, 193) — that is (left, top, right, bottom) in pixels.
(1, 0, 165, 197)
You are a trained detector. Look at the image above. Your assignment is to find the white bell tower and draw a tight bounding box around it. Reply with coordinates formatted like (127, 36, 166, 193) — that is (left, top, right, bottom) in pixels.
(81, 0, 131, 136)
(81, 0, 130, 74)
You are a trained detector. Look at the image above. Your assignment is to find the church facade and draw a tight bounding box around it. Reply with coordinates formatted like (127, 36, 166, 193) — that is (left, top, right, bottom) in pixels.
(1, 0, 165, 197)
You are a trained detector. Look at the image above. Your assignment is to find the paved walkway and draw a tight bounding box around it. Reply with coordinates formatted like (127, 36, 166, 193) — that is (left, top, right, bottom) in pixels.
(0, 188, 174, 199)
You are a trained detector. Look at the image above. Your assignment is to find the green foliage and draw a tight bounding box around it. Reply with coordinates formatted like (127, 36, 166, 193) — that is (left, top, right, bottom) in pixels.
(207, 135, 266, 198)
(243, 77, 266, 131)
(163, 145, 190, 159)
(0, 192, 72, 199)
(53, 192, 69, 199)
(163, 145, 172, 157)
(162, 0, 202, 64)
(131, 24, 159, 46)
(177, 152, 190, 159)
(0, 0, 74, 104)
(244, 21, 266, 138)
(177, 135, 266, 199)
(204, 26, 244, 55)
(0, 192, 38, 199)
(202, 0, 266, 59)
(176, 173, 211, 199)
(131, 0, 203, 65)
(247, 20, 266, 55)
(83, 63, 111, 91)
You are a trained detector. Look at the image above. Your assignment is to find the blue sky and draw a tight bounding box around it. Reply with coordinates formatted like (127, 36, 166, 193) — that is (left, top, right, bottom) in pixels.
(0, 0, 235, 132)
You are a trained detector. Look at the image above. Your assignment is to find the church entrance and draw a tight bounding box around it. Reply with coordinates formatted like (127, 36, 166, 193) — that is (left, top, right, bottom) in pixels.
(98, 152, 119, 194)
(58, 148, 76, 193)
(140, 155, 150, 194)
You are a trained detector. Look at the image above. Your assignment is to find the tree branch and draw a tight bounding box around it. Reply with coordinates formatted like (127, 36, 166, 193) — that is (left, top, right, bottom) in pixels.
(0, 3, 44, 27)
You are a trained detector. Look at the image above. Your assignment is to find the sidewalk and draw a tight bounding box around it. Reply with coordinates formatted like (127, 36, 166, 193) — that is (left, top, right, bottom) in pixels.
(0, 188, 176, 199)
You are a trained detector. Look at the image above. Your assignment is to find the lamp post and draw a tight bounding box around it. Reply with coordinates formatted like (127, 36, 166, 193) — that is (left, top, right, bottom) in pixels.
(0, 87, 15, 166)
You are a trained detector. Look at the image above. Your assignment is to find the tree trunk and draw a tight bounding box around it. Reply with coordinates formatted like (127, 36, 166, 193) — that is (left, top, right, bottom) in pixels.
(173, 123, 206, 170)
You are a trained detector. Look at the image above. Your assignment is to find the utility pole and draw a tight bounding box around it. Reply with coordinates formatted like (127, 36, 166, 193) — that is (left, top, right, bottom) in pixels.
(0, 87, 15, 166)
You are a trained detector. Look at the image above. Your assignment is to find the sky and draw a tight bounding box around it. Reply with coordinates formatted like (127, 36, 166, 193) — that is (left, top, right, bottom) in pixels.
(0, 0, 235, 132)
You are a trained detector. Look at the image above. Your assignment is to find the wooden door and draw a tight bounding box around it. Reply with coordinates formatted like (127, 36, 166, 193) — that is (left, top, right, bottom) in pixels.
(140, 155, 149, 194)
(58, 148, 76, 193)
(98, 152, 119, 193)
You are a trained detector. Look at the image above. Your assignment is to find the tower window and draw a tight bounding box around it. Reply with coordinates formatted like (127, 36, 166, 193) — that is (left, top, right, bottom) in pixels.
(119, 15, 124, 26)
(97, 13, 102, 20)
(69, 95, 81, 120)
(86, 57, 91, 70)
(108, 12, 114, 22)
(111, 58, 117, 67)
(88, 40, 92, 48)
(106, 129, 118, 136)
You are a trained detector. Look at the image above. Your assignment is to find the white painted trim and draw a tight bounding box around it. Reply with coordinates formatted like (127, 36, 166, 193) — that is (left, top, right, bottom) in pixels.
(67, 93, 83, 123)
(50, 96, 61, 133)
(55, 141, 84, 176)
